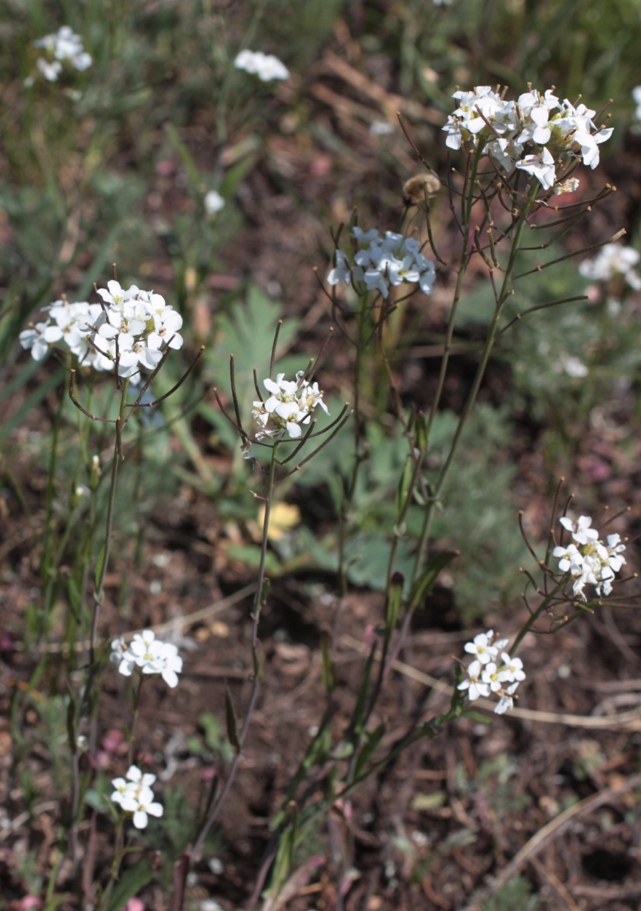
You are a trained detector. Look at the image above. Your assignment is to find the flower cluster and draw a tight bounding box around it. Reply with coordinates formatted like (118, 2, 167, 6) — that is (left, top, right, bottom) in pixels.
(111, 765, 163, 829)
(327, 227, 436, 300)
(633, 87, 641, 122)
(234, 50, 289, 81)
(553, 515, 626, 600)
(443, 85, 613, 191)
(110, 630, 183, 688)
(19, 280, 184, 379)
(578, 243, 641, 291)
(32, 26, 92, 82)
(252, 371, 329, 441)
(457, 630, 525, 715)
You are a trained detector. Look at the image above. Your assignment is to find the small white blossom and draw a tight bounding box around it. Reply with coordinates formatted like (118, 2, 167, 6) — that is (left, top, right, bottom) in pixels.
(494, 683, 519, 715)
(555, 514, 627, 601)
(110, 631, 183, 687)
(204, 191, 225, 215)
(463, 630, 497, 664)
(234, 50, 289, 82)
(579, 243, 641, 292)
(442, 84, 613, 192)
(328, 229, 436, 300)
(458, 631, 525, 713)
(20, 281, 184, 379)
(31, 26, 92, 83)
(111, 765, 163, 829)
(252, 370, 329, 442)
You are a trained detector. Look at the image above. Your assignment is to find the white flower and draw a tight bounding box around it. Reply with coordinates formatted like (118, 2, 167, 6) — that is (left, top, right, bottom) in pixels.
(204, 191, 225, 215)
(328, 229, 436, 300)
(463, 630, 497, 665)
(110, 637, 136, 677)
(111, 630, 182, 687)
(499, 653, 526, 684)
(253, 370, 329, 441)
(32, 26, 92, 81)
(457, 659, 490, 701)
(443, 85, 612, 192)
(481, 662, 505, 693)
(234, 50, 289, 81)
(555, 515, 627, 601)
(459, 632, 525, 714)
(579, 243, 641, 291)
(633, 86, 641, 121)
(111, 765, 163, 830)
(370, 120, 394, 135)
(494, 683, 519, 715)
(21, 280, 185, 378)
(515, 146, 557, 190)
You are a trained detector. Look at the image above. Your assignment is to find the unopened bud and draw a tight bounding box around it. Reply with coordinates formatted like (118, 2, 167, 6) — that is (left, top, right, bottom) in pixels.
(89, 454, 102, 490)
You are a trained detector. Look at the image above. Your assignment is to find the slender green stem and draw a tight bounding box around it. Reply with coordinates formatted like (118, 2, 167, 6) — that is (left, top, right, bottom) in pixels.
(411, 182, 540, 586)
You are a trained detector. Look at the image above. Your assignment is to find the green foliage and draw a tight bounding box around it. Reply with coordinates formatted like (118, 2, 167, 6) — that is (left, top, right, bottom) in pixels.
(483, 875, 541, 911)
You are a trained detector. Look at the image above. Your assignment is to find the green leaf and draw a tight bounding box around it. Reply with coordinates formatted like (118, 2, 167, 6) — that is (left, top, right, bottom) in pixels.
(94, 544, 106, 592)
(395, 455, 415, 522)
(461, 710, 491, 724)
(225, 689, 240, 752)
(354, 723, 385, 781)
(409, 550, 459, 610)
(105, 857, 154, 911)
(384, 572, 404, 634)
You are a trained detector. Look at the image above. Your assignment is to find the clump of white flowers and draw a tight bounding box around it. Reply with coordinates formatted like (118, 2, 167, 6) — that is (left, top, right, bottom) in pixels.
(553, 515, 626, 600)
(234, 49, 289, 82)
(31, 26, 92, 82)
(111, 765, 163, 829)
(252, 371, 329, 441)
(633, 87, 641, 122)
(442, 85, 613, 191)
(110, 630, 183, 688)
(578, 243, 641, 291)
(19, 281, 183, 380)
(328, 228, 436, 300)
(457, 630, 525, 715)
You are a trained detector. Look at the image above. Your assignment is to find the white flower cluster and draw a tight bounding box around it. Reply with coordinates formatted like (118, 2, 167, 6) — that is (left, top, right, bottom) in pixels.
(633, 87, 641, 122)
(110, 630, 183, 688)
(252, 371, 329, 441)
(234, 50, 289, 82)
(553, 515, 626, 600)
(32, 26, 92, 82)
(111, 765, 163, 829)
(443, 85, 613, 191)
(578, 243, 641, 291)
(457, 630, 525, 715)
(327, 227, 436, 300)
(19, 280, 183, 379)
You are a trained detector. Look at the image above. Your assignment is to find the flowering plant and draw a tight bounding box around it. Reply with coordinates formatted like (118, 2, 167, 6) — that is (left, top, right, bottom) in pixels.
(110, 630, 183, 688)
(31, 25, 92, 82)
(552, 515, 626, 600)
(20, 280, 184, 380)
(328, 227, 436, 300)
(252, 371, 329, 441)
(234, 49, 289, 82)
(110, 765, 163, 829)
(457, 630, 526, 714)
(442, 85, 613, 191)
